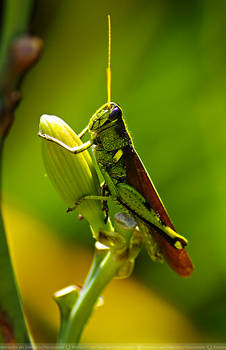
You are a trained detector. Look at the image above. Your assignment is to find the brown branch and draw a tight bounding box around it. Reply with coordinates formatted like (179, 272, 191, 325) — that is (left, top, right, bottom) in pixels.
(0, 36, 43, 140)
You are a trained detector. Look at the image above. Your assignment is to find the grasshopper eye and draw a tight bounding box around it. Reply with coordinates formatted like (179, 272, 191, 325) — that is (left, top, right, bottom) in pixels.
(109, 106, 122, 120)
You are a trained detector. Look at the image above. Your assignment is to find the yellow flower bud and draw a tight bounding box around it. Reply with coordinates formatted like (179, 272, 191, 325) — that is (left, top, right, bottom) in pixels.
(39, 114, 111, 237)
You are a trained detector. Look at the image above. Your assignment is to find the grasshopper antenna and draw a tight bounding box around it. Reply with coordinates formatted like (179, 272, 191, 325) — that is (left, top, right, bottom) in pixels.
(107, 14, 111, 108)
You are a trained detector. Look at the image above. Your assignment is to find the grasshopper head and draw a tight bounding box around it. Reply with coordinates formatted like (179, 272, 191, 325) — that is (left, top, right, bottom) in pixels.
(89, 102, 122, 133)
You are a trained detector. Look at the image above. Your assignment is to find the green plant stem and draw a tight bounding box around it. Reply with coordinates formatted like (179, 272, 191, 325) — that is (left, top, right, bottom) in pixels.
(56, 213, 136, 344)
(82, 247, 108, 286)
(57, 249, 123, 343)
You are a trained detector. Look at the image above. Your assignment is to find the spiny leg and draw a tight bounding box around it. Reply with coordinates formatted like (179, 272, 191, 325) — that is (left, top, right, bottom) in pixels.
(117, 182, 188, 249)
(101, 183, 110, 224)
(67, 194, 113, 213)
(38, 131, 92, 154)
(78, 126, 89, 139)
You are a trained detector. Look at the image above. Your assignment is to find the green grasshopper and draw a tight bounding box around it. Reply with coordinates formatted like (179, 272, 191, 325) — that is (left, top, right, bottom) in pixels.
(39, 16, 193, 277)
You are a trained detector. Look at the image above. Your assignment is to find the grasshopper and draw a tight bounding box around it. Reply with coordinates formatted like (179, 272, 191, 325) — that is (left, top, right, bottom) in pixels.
(39, 16, 193, 277)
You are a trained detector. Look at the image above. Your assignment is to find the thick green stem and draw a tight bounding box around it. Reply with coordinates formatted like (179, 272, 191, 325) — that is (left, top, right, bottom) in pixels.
(81, 248, 108, 287)
(55, 213, 137, 344)
(58, 249, 123, 343)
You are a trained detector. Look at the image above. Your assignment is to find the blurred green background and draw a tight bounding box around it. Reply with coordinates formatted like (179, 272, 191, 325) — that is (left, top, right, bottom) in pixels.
(2, 0, 226, 344)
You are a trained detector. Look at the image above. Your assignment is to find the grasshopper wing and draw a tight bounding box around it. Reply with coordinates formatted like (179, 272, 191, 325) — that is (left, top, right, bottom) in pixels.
(123, 146, 193, 277)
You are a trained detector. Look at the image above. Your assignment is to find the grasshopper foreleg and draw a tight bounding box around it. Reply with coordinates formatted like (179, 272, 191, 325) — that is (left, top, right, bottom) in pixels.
(38, 131, 92, 154)
(78, 126, 89, 139)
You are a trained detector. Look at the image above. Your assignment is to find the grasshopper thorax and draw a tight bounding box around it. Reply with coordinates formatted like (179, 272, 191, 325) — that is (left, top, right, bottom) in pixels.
(88, 102, 122, 135)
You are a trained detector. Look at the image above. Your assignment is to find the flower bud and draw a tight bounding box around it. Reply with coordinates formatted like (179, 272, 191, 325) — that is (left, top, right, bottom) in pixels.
(39, 114, 112, 237)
